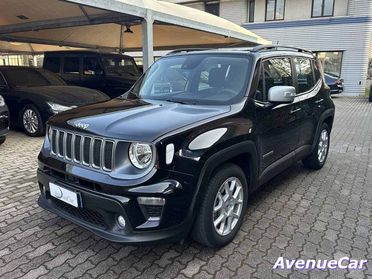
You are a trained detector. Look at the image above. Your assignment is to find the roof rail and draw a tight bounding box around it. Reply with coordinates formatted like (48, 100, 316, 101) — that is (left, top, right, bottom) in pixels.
(166, 48, 213, 55)
(252, 45, 313, 55)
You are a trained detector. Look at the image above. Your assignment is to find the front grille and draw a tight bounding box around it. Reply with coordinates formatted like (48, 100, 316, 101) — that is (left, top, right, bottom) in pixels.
(49, 128, 116, 171)
(51, 197, 106, 228)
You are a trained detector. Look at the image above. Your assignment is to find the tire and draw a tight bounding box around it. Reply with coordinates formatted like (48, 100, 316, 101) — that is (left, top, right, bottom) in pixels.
(192, 163, 248, 248)
(0, 136, 5, 145)
(21, 104, 45, 137)
(302, 122, 330, 170)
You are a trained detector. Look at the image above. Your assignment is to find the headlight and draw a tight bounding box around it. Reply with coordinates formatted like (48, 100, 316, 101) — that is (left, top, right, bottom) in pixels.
(129, 142, 153, 169)
(0, 95, 5, 107)
(47, 102, 76, 114)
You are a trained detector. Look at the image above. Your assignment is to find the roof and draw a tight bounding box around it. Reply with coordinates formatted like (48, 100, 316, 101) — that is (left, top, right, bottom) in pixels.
(43, 50, 133, 57)
(0, 65, 44, 70)
(161, 46, 316, 59)
(0, 0, 270, 54)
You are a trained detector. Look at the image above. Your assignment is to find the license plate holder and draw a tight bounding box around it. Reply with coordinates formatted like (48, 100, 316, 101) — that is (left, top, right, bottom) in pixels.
(49, 182, 80, 208)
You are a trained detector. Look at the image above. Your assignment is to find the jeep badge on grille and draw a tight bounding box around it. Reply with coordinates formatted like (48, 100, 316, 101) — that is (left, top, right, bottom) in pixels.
(74, 122, 89, 130)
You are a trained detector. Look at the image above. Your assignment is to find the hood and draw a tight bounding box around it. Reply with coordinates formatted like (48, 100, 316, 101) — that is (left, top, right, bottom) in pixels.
(48, 98, 231, 142)
(15, 86, 109, 106)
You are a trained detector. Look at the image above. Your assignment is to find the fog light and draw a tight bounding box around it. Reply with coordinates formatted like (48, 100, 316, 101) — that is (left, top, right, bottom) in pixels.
(117, 215, 126, 229)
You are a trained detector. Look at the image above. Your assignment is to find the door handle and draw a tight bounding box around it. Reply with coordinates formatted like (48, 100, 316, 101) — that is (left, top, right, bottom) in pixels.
(315, 99, 324, 104)
(289, 108, 302, 114)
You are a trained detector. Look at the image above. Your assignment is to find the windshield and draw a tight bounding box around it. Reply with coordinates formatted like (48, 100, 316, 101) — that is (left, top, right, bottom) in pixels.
(128, 54, 251, 105)
(102, 55, 139, 76)
(2, 68, 66, 87)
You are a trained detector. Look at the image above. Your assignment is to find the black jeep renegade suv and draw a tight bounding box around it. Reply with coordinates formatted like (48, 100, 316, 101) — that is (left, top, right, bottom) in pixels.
(37, 46, 335, 248)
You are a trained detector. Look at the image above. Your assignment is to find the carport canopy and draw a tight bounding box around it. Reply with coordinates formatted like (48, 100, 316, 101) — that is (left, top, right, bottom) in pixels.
(0, 0, 270, 69)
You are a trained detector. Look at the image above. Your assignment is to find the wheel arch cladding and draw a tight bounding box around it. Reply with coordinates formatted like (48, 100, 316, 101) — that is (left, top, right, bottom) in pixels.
(190, 141, 259, 224)
(323, 116, 334, 130)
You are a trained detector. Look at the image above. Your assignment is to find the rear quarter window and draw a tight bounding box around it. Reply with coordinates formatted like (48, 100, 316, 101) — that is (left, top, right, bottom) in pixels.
(43, 56, 61, 73)
(294, 57, 315, 93)
(63, 57, 80, 75)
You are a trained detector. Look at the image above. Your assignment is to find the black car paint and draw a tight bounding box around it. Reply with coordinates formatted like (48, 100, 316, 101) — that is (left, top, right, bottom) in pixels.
(47, 98, 231, 143)
(43, 51, 141, 99)
(0, 67, 110, 129)
(37, 51, 335, 244)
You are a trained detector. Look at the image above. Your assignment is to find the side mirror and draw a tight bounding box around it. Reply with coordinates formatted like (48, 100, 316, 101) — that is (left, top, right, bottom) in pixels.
(268, 86, 296, 104)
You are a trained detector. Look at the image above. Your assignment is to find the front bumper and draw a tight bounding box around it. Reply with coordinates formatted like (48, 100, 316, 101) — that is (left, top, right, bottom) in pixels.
(0, 127, 8, 137)
(330, 85, 343, 94)
(37, 168, 194, 244)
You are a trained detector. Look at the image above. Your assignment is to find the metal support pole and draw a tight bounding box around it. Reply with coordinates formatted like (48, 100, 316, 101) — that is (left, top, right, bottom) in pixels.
(142, 13, 154, 71)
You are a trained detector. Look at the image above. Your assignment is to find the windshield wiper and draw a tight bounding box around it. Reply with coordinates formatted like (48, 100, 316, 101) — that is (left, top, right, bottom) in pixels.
(164, 99, 194, 105)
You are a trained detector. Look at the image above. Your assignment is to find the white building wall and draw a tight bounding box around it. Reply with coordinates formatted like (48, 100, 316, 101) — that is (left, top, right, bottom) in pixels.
(348, 0, 372, 16)
(247, 20, 372, 95)
(220, 0, 247, 25)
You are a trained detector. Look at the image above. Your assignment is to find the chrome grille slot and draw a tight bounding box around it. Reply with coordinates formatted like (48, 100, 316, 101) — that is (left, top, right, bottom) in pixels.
(74, 135, 82, 162)
(51, 129, 57, 154)
(103, 141, 114, 171)
(66, 133, 73, 160)
(58, 131, 65, 157)
(93, 139, 103, 168)
(49, 127, 116, 172)
(83, 137, 92, 165)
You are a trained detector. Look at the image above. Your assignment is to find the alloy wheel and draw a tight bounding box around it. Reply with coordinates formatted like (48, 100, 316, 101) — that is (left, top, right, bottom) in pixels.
(23, 109, 39, 134)
(213, 177, 244, 236)
(318, 129, 329, 163)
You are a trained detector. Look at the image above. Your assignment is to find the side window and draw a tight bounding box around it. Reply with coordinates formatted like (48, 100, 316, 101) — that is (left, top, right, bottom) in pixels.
(83, 57, 103, 76)
(43, 57, 60, 73)
(294, 57, 315, 93)
(63, 57, 80, 75)
(254, 58, 292, 102)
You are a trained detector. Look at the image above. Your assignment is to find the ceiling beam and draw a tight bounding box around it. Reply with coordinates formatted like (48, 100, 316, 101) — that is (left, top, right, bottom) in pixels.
(78, 5, 92, 22)
(0, 35, 118, 52)
(0, 13, 139, 35)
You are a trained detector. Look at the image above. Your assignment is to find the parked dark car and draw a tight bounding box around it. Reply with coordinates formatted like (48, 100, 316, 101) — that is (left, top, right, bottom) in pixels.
(43, 51, 142, 98)
(0, 95, 9, 145)
(0, 66, 110, 137)
(324, 73, 343, 94)
(37, 46, 335, 248)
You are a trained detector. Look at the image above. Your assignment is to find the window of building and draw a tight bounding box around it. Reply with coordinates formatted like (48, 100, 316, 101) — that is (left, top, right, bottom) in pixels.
(254, 57, 292, 101)
(294, 57, 315, 93)
(205, 1, 220, 16)
(248, 0, 255, 22)
(265, 0, 285, 21)
(312, 0, 334, 17)
(63, 57, 80, 74)
(315, 51, 342, 77)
